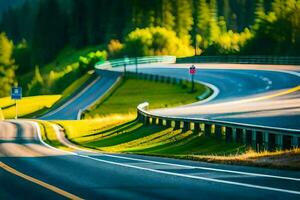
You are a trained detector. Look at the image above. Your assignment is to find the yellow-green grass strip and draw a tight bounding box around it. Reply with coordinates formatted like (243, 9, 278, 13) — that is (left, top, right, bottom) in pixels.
(85, 77, 211, 118)
(0, 95, 61, 119)
(36, 120, 72, 151)
(57, 119, 300, 170)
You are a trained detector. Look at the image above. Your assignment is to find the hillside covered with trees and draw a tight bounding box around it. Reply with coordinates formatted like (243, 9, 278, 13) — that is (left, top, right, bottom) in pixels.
(0, 0, 299, 97)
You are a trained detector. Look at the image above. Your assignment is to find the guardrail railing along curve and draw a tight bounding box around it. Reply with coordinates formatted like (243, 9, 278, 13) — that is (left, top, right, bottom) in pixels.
(93, 55, 299, 152)
(137, 102, 300, 152)
(95, 56, 176, 70)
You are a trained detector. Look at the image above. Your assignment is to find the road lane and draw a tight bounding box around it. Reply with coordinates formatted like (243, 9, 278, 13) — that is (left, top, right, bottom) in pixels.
(121, 63, 300, 129)
(2, 63, 300, 199)
(1, 121, 300, 199)
(41, 75, 119, 120)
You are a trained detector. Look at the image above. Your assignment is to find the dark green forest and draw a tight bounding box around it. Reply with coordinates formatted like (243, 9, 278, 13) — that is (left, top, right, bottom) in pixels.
(0, 0, 299, 97)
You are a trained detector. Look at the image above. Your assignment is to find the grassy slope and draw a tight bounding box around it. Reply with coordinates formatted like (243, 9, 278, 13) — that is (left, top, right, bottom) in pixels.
(37, 120, 71, 151)
(86, 78, 208, 117)
(60, 121, 244, 155)
(19, 45, 103, 95)
(55, 120, 300, 170)
(0, 95, 61, 119)
(6, 46, 99, 118)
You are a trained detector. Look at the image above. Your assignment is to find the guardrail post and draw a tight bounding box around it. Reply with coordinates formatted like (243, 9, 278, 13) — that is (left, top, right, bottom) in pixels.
(144, 116, 150, 125)
(194, 123, 201, 134)
(225, 127, 232, 142)
(148, 74, 153, 81)
(183, 121, 190, 131)
(204, 124, 211, 137)
(151, 117, 157, 125)
(158, 118, 164, 126)
(292, 136, 299, 148)
(242, 129, 247, 144)
(275, 134, 283, 150)
(215, 125, 222, 139)
(236, 128, 242, 143)
(171, 78, 177, 85)
(232, 128, 237, 142)
(166, 120, 172, 128)
(174, 120, 181, 130)
(166, 77, 171, 84)
(137, 112, 142, 122)
(251, 131, 257, 151)
(262, 132, 269, 151)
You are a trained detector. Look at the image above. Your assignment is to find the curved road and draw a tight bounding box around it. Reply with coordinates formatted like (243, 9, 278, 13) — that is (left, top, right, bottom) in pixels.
(1, 120, 300, 199)
(123, 63, 300, 129)
(1, 63, 300, 199)
(41, 75, 119, 120)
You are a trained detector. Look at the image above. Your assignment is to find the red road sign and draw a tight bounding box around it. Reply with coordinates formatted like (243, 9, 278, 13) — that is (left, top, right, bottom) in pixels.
(189, 65, 196, 75)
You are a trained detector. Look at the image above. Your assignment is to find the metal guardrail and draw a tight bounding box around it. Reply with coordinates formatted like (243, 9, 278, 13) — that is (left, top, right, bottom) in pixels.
(137, 102, 300, 151)
(177, 56, 300, 65)
(95, 56, 176, 70)
(93, 55, 299, 151)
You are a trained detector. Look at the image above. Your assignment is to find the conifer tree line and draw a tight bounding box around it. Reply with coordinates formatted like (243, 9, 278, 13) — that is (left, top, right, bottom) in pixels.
(0, 0, 299, 72)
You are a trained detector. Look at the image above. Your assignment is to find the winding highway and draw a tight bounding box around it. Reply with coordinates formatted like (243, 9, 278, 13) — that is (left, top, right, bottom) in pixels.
(124, 63, 300, 129)
(1, 62, 300, 199)
(41, 75, 119, 120)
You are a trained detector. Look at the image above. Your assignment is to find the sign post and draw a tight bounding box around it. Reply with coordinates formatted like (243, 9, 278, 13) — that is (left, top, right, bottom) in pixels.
(11, 87, 22, 119)
(189, 65, 196, 92)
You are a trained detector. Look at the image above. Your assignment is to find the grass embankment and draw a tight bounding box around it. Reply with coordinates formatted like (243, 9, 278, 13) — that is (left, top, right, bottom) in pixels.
(59, 120, 244, 155)
(0, 73, 92, 119)
(0, 95, 61, 119)
(56, 120, 300, 170)
(42, 76, 300, 170)
(37, 120, 71, 151)
(85, 78, 209, 118)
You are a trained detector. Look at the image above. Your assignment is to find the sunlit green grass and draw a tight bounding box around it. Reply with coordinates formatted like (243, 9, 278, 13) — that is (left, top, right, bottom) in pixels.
(56, 114, 135, 141)
(58, 120, 244, 155)
(86, 78, 210, 117)
(0, 95, 61, 119)
(37, 120, 71, 151)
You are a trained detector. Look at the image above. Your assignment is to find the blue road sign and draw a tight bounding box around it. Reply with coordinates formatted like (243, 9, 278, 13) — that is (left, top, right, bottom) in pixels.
(11, 87, 22, 100)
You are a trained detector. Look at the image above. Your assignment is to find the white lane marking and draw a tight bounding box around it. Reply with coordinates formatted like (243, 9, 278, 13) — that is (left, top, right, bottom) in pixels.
(77, 154, 300, 195)
(80, 76, 120, 112)
(276, 70, 300, 78)
(43, 121, 300, 182)
(77, 77, 120, 120)
(187, 80, 220, 105)
(97, 153, 300, 182)
(29, 121, 77, 155)
(28, 120, 300, 195)
(42, 76, 101, 117)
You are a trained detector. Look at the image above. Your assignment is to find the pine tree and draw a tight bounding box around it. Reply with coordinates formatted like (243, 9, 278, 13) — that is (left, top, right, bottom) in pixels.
(32, 0, 67, 64)
(161, 0, 175, 30)
(0, 32, 16, 97)
(254, 0, 266, 27)
(174, 0, 193, 44)
(69, 0, 88, 48)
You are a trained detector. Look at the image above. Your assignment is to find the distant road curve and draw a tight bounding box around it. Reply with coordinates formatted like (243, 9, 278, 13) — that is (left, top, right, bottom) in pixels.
(41, 74, 119, 120)
(1, 62, 300, 199)
(120, 63, 300, 129)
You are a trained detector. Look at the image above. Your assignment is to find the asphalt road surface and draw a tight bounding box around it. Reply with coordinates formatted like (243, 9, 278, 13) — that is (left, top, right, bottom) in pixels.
(41, 75, 119, 120)
(123, 63, 300, 129)
(1, 120, 300, 199)
(1, 63, 300, 199)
